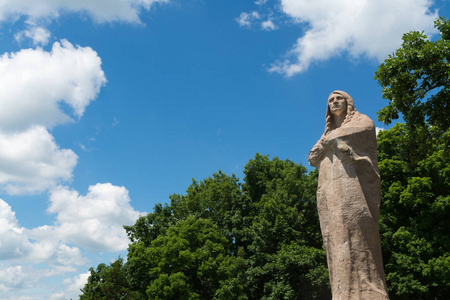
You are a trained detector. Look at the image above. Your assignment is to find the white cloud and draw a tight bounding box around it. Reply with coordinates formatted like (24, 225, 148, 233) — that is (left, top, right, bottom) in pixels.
(236, 11, 260, 28)
(255, 0, 268, 5)
(65, 271, 90, 292)
(0, 126, 77, 195)
(0, 200, 30, 260)
(261, 18, 277, 31)
(46, 271, 90, 300)
(0, 261, 83, 298)
(46, 183, 142, 252)
(0, 0, 170, 24)
(0, 187, 140, 295)
(237, 8, 277, 32)
(0, 40, 106, 132)
(376, 127, 385, 136)
(15, 26, 51, 46)
(49, 292, 65, 300)
(0, 265, 33, 292)
(0, 199, 85, 297)
(0, 40, 105, 194)
(269, 0, 438, 76)
(0, 1, 148, 299)
(0, 199, 84, 265)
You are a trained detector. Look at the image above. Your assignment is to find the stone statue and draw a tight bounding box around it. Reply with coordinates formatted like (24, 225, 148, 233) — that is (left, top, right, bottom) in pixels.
(308, 91, 390, 299)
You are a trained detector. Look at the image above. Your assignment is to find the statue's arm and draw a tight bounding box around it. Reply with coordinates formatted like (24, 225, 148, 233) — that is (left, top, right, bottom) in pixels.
(335, 139, 380, 178)
(308, 142, 323, 167)
(309, 137, 334, 167)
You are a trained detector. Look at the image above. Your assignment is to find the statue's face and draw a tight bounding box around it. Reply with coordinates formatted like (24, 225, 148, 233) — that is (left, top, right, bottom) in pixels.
(328, 93, 347, 116)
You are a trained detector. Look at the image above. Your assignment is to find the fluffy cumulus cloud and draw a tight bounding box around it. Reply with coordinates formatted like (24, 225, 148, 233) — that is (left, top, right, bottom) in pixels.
(0, 1, 146, 299)
(0, 185, 141, 296)
(269, 0, 438, 76)
(41, 271, 90, 300)
(0, 127, 77, 195)
(0, 199, 84, 265)
(0, 40, 106, 194)
(0, 261, 83, 298)
(45, 183, 142, 252)
(0, 199, 84, 297)
(64, 271, 91, 293)
(0, 200, 30, 260)
(0, 38, 114, 295)
(0, 265, 35, 293)
(0, 40, 106, 131)
(0, 0, 170, 24)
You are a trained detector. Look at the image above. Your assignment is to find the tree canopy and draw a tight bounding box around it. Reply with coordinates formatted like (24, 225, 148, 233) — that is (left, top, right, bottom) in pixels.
(81, 155, 330, 299)
(375, 17, 450, 132)
(374, 16, 450, 300)
(377, 124, 449, 299)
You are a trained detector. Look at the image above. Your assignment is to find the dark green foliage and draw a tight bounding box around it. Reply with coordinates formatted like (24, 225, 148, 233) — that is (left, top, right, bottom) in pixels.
(377, 125, 450, 299)
(80, 155, 329, 300)
(80, 258, 143, 300)
(248, 243, 329, 300)
(243, 155, 321, 251)
(241, 155, 328, 299)
(375, 17, 450, 132)
(124, 203, 175, 247)
(139, 217, 245, 299)
(375, 17, 450, 299)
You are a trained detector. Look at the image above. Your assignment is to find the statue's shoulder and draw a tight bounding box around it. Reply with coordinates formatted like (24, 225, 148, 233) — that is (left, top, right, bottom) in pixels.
(352, 111, 375, 129)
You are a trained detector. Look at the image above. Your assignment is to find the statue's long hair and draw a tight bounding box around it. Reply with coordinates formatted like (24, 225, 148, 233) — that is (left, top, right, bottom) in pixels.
(324, 90, 356, 135)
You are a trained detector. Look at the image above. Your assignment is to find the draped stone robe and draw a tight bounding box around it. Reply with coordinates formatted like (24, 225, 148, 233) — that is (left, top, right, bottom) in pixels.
(309, 111, 389, 300)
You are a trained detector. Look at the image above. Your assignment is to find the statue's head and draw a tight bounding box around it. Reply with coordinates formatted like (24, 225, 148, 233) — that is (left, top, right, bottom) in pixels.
(329, 93, 348, 116)
(324, 90, 356, 134)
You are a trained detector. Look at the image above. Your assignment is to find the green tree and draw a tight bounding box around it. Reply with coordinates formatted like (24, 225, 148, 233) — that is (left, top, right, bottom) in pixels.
(170, 171, 249, 254)
(376, 124, 450, 299)
(128, 216, 246, 300)
(124, 171, 248, 297)
(375, 17, 450, 300)
(242, 154, 329, 299)
(375, 17, 450, 132)
(80, 155, 329, 300)
(124, 203, 176, 248)
(80, 257, 143, 300)
(257, 243, 329, 300)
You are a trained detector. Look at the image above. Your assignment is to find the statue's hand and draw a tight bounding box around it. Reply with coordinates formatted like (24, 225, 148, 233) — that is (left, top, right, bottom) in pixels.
(320, 136, 334, 147)
(308, 143, 324, 167)
(336, 140, 355, 160)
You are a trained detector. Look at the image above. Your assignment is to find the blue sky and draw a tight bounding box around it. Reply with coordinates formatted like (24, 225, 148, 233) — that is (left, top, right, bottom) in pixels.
(0, 0, 448, 299)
